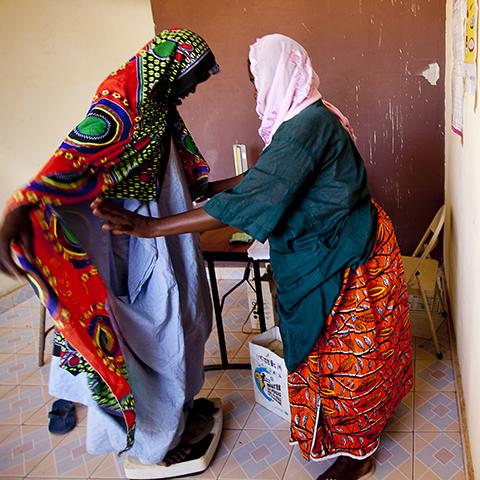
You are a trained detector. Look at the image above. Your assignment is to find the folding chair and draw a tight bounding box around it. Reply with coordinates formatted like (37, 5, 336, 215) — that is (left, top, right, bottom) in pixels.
(38, 305, 54, 367)
(401, 205, 446, 359)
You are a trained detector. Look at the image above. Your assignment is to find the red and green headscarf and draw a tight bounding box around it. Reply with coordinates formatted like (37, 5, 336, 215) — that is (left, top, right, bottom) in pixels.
(7, 28, 217, 452)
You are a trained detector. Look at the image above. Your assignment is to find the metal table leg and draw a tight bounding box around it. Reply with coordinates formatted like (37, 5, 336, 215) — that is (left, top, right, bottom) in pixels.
(206, 259, 229, 368)
(253, 260, 267, 332)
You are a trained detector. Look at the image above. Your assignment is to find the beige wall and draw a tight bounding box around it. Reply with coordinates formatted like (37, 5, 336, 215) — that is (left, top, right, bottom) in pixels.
(445, 0, 480, 475)
(0, 0, 154, 295)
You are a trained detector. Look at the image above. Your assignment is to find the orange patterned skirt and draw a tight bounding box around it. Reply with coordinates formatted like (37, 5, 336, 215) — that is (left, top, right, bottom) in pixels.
(288, 203, 413, 460)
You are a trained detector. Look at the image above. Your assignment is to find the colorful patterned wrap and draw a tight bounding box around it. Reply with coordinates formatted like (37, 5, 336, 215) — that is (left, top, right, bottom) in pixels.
(288, 202, 413, 460)
(6, 28, 214, 452)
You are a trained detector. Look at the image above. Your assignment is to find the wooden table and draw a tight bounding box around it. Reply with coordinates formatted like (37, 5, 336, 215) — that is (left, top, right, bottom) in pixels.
(200, 226, 267, 370)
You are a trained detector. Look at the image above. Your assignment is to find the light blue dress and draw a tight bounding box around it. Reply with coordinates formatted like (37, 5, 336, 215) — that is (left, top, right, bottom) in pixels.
(48, 141, 213, 464)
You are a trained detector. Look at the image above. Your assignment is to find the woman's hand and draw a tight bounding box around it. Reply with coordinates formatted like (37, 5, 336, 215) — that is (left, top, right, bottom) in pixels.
(92, 197, 226, 238)
(0, 205, 34, 277)
(91, 198, 158, 237)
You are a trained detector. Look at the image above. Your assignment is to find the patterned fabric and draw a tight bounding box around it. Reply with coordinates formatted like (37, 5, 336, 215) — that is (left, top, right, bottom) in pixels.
(7, 28, 214, 452)
(53, 330, 93, 376)
(288, 202, 413, 460)
(52, 328, 132, 438)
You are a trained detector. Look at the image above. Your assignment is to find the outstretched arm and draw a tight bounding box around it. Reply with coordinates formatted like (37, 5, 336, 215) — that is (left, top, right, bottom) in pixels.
(91, 198, 225, 237)
(207, 173, 244, 196)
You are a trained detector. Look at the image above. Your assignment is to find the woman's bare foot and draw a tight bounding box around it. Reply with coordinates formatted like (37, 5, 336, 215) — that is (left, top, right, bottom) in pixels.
(317, 456, 375, 480)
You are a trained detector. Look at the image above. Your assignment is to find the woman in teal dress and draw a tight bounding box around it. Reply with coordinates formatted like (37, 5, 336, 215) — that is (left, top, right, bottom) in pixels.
(93, 34, 412, 480)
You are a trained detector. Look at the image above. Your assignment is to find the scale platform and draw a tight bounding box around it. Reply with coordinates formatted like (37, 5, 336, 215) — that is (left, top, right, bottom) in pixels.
(123, 398, 223, 479)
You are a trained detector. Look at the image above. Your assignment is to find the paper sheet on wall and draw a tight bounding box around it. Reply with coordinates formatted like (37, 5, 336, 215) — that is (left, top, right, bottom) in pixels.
(464, 0, 479, 100)
(452, 69, 465, 137)
(452, 0, 466, 137)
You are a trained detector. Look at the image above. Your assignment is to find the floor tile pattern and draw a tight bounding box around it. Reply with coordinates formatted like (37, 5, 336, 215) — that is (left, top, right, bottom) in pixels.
(0, 280, 467, 479)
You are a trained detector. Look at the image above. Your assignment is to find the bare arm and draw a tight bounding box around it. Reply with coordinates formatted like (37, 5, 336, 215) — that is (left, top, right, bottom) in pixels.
(149, 208, 225, 236)
(91, 198, 225, 237)
(207, 173, 244, 196)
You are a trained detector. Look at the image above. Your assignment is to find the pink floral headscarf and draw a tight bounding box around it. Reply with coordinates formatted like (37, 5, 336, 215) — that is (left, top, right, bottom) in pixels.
(249, 34, 356, 146)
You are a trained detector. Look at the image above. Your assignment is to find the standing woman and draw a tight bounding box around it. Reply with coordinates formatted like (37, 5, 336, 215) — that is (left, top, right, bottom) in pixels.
(0, 28, 222, 465)
(93, 34, 413, 479)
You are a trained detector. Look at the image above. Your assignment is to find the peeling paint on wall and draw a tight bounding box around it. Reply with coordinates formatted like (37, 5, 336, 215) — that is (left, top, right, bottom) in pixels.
(419, 62, 441, 85)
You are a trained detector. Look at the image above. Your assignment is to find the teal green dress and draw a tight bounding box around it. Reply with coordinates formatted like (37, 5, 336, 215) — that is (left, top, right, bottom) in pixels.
(204, 100, 378, 372)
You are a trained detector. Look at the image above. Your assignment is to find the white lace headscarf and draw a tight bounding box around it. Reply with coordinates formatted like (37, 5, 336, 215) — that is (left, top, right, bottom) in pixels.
(249, 34, 356, 146)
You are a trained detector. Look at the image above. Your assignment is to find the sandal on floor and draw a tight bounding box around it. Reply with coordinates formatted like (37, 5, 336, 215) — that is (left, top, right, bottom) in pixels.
(48, 399, 76, 434)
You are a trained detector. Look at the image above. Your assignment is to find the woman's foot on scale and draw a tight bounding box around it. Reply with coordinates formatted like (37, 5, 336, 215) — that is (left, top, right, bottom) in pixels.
(160, 398, 219, 467)
(317, 455, 375, 480)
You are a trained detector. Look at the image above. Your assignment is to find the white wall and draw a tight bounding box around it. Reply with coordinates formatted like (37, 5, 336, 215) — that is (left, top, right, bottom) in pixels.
(0, 0, 154, 295)
(445, 0, 480, 476)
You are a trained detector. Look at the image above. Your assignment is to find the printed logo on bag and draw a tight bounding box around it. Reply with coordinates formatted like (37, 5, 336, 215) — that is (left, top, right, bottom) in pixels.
(254, 367, 282, 406)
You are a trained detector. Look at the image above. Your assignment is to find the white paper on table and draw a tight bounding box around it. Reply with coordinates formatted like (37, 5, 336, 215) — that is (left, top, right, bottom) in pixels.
(247, 240, 270, 260)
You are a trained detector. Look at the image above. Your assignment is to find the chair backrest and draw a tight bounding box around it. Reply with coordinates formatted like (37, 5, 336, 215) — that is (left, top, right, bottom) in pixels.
(406, 205, 445, 284)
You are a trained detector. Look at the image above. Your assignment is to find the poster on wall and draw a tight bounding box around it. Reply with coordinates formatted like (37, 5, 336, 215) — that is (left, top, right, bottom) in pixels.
(452, 0, 466, 137)
(464, 0, 479, 98)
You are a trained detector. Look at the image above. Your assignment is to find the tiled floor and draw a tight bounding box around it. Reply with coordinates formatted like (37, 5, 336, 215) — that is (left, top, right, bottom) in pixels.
(0, 279, 467, 479)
